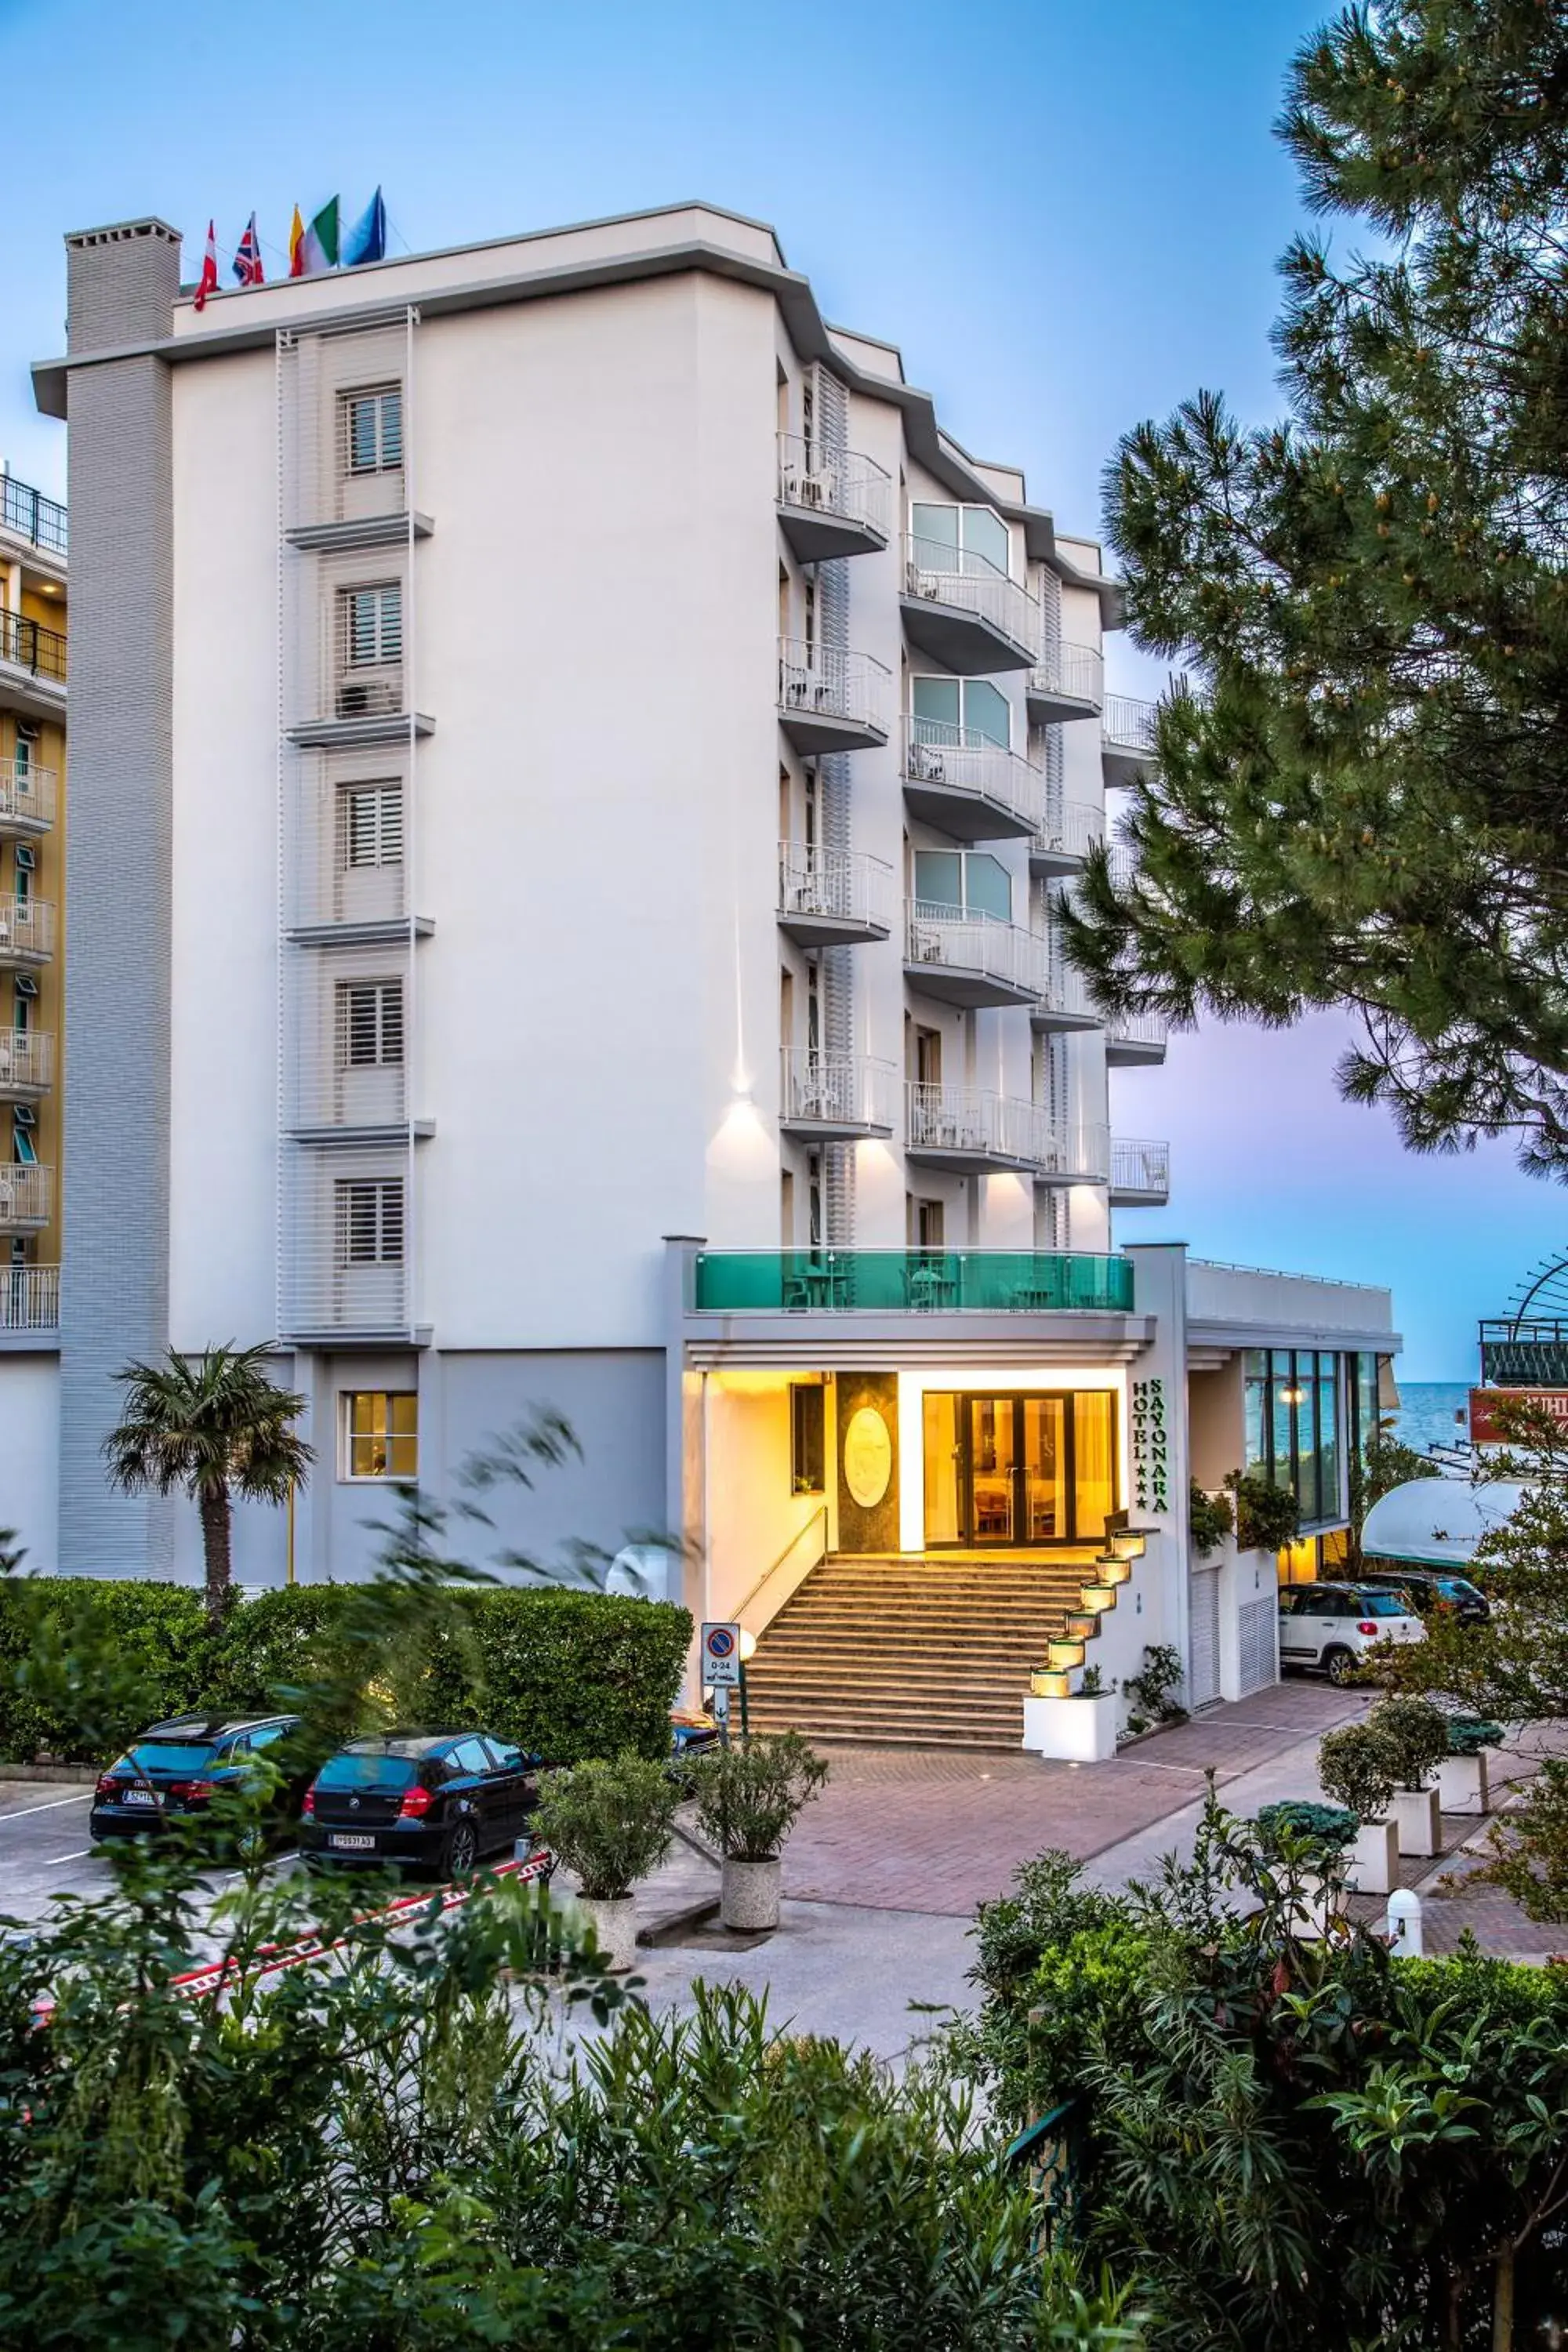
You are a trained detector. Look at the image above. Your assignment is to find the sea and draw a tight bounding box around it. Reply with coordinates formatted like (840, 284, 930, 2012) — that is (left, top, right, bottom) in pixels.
(1394, 1381, 1471, 1458)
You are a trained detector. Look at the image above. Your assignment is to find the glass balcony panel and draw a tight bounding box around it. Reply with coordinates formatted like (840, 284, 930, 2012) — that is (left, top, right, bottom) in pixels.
(691, 1249, 1135, 1313)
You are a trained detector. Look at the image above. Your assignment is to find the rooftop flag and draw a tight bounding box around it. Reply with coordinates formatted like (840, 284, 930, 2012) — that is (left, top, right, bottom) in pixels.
(193, 220, 220, 312)
(343, 187, 387, 267)
(300, 197, 339, 275)
(288, 205, 306, 278)
(233, 213, 265, 288)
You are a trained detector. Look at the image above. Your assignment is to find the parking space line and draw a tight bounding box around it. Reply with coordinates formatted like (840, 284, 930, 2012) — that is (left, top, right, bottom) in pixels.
(42, 1849, 93, 1864)
(0, 1791, 94, 1823)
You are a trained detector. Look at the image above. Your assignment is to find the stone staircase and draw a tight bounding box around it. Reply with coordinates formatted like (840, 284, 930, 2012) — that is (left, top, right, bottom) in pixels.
(741, 1552, 1103, 1751)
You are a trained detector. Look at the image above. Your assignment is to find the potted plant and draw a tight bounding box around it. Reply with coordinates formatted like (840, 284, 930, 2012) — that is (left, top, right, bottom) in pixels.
(530, 1754, 681, 1971)
(1024, 1663, 1119, 1761)
(1370, 1697, 1450, 1857)
(689, 1731, 829, 1931)
(1316, 1722, 1398, 1894)
(1254, 1800, 1359, 1936)
(1437, 1715, 1504, 1817)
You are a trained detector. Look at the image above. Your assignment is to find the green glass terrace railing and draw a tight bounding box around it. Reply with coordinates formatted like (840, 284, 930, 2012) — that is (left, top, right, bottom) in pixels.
(691, 1249, 1134, 1315)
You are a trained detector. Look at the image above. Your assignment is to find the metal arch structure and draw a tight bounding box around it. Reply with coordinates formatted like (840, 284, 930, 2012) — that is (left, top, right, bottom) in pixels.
(1479, 1250, 1568, 1385)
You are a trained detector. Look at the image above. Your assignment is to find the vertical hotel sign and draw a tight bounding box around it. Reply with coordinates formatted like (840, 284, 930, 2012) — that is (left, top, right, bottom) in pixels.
(1131, 1377, 1169, 1514)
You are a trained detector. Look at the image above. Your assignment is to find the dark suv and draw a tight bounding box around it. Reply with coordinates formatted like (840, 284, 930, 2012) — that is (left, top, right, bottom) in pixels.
(299, 1732, 539, 1877)
(1360, 1567, 1490, 1627)
(91, 1715, 305, 1843)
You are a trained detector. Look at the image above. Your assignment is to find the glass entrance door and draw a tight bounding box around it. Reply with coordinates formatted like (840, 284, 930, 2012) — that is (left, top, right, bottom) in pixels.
(967, 1398, 1016, 1543)
(920, 1389, 1119, 1548)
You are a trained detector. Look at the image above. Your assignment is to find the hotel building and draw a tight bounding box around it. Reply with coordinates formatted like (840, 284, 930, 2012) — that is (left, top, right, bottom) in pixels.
(3, 204, 1398, 1747)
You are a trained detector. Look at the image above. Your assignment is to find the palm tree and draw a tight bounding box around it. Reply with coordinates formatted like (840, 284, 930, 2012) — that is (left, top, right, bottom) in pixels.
(103, 1344, 313, 1620)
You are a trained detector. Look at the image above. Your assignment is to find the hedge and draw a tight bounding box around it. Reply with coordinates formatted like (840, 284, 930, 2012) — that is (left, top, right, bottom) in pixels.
(0, 1579, 692, 1768)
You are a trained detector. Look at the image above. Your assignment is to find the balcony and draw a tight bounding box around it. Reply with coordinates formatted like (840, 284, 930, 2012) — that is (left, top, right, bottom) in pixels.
(0, 475, 67, 559)
(0, 896, 55, 969)
(0, 1163, 52, 1231)
(1103, 694, 1158, 788)
(0, 610, 67, 721)
(0, 760, 56, 840)
(691, 1247, 1134, 1315)
(1030, 798, 1105, 878)
(0, 1261, 58, 1333)
(1109, 1136, 1171, 1207)
(1105, 1008, 1169, 1067)
(906, 1083, 1057, 1174)
(776, 435, 891, 562)
(1031, 943, 1103, 1034)
(780, 1051, 898, 1141)
(777, 843, 893, 946)
(1479, 1319, 1568, 1385)
(901, 718, 1043, 842)
(901, 536, 1037, 675)
(777, 640, 889, 755)
(1027, 639, 1103, 725)
(904, 902, 1044, 1009)
(0, 1029, 53, 1100)
(1036, 1121, 1112, 1185)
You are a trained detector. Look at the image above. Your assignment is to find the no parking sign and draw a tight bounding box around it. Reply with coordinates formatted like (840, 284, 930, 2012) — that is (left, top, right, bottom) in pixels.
(701, 1621, 742, 1688)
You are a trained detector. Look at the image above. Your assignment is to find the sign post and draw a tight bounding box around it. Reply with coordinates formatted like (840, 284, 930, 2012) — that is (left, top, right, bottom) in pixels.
(701, 1621, 742, 1748)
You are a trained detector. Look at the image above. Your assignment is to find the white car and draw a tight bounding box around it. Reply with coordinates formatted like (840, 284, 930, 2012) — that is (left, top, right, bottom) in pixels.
(1277, 1583, 1425, 1685)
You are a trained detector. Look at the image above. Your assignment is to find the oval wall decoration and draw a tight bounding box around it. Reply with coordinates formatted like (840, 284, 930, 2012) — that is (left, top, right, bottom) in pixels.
(843, 1405, 894, 1510)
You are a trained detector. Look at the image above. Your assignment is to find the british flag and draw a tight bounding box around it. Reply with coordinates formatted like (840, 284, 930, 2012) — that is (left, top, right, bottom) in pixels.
(232, 213, 265, 288)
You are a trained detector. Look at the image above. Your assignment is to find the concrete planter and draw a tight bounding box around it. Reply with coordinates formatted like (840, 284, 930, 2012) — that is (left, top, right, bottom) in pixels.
(1437, 1751, 1491, 1816)
(1392, 1785, 1443, 1858)
(1345, 1817, 1399, 1896)
(1287, 1869, 1344, 1940)
(573, 1894, 638, 1973)
(1022, 1692, 1118, 1763)
(721, 1857, 782, 1932)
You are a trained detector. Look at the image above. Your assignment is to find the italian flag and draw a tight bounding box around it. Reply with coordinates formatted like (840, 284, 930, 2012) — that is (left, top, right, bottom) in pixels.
(300, 198, 339, 275)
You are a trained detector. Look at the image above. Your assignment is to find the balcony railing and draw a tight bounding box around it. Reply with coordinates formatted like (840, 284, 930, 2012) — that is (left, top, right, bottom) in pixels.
(781, 1051, 898, 1134)
(776, 434, 891, 540)
(908, 1082, 1052, 1167)
(1031, 798, 1105, 872)
(1110, 1136, 1171, 1203)
(777, 842, 894, 936)
(778, 639, 887, 735)
(1029, 639, 1103, 708)
(1104, 694, 1156, 753)
(0, 761, 56, 832)
(0, 896, 56, 962)
(0, 475, 67, 557)
(0, 609, 67, 686)
(1039, 1121, 1112, 1183)
(691, 1247, 1134, 1314)
(0, 1030, 53, 1093)
(1033, 945, 1102, 1028)
(902, 535, 1038, 655)
(1107, 1007, 1169, 1055)
(0, 1261, 57, 1330)
(902, 717, 1044, 833)
(0, 1164, 52, 1229)
(905, 902, 1045, 997)
(1479, 1319, 1568, 1385)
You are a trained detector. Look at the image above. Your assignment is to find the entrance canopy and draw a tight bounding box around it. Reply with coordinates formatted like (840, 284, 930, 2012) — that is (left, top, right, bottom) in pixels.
(1362, 1476, 1526, 1569)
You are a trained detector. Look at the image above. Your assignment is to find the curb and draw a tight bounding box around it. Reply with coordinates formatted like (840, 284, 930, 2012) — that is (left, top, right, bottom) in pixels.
(0, 1763, 99, 1784)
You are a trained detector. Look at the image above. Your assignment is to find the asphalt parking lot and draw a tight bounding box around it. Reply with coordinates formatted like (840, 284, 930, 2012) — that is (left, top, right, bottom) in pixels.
(0, 1779, 113, 1919)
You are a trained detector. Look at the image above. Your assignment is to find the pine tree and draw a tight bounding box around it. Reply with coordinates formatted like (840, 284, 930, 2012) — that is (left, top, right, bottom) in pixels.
(1069, 1, 1568, 1174)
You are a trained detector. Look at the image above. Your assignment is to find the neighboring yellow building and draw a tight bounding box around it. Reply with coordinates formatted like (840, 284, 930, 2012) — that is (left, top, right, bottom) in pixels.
(0, 467, 65, 1331)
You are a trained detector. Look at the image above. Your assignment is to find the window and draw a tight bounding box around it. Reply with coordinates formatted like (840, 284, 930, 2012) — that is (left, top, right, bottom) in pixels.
(445, 1737, 492, 1777)
(334, 1178, 404, 1266)
(1247, 1350, 1346, 1530)
(909, 500, 1011, 579)
(790, 1382, 826, 1494)
(916, 1196, 945, 1250)
(341, 583, 402, 668)
(910, 675, 1011, 749)
(913, 848, 1011, 922)
(341, 780, 403, 870)
(343, 385, 403, 475)
(13, 1120, 36, 1165)
(337, 978, 404, 1068)
(12, 723, 35, 783)
(343, 1389, 418, 1479)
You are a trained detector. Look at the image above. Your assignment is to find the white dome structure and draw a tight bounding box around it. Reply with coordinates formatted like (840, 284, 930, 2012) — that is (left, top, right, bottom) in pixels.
(1362, 1478, 1526, 1570)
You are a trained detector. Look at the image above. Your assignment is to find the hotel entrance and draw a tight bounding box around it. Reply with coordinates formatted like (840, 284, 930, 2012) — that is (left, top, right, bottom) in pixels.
(921, 1389, 1117, 1548)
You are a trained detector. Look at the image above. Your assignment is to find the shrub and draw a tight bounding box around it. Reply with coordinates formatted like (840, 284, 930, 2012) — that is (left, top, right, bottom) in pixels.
(0, 1578, 213, 1763)
(1446, 1715, 1505, 1757)
(1223, 1469, 1301, 1554)
(1369, 1694, 1450, 1790)
(1123, 1643, 1185, 1726)
(690, 1730, 829, 1860)
(1317, 1722, 1395, 1823)
(1189, 1481, 1234, 1558)
(463, 1588, 691, 1763)
(1254, 1800, 1359, 1855)
(532, 1755, 681, 1899)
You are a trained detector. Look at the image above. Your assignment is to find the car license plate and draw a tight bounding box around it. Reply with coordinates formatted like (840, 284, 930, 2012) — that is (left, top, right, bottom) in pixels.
(123, 1788, 158, 1807)
(328, 1832, 376, 1852)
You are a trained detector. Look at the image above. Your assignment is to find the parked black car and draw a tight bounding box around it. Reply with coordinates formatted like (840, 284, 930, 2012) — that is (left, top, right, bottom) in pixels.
(1360, 1567, 1490, 1627)
(299, 1732, 539, 1877)
(91, 1714, 306, 1846)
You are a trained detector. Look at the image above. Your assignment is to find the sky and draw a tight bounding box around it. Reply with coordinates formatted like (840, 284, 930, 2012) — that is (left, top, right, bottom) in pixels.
(2, 0, 1561, 1376)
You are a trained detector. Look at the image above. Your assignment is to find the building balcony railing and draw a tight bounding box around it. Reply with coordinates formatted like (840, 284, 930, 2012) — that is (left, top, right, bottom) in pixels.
(904, 901, 1045, 1009)
(1105, 1007, 1169, 1067)
(0, 760, 56, 837)
(1032, 946, 1102, 1033)
(691, 1247, 1134, 1315)
(1036, 1120, 1112, 1185)
(0, 1261, 58, 1331)
(0, 1029, 54, 1098)
(0, 895, 56, 967)
(906, 1081, 1056, 1174)
(1027, 638, 1103, 723)
(0, 475, 67, 558)
(777, 842, 893, 946)
(780, 1050, 898, 1139)
(1479, 1319, 1568, 1385)
(1103, 693, 1158, 786)
(777, 638, 889, 754)
(776, 434, 891, 560)
(1030, 797, 1105, 877)
(902, 717, 1043, 842)
(0, 1163, 52, 1231)
(0, 609, 67, 690)
(1109, 1135, 1171, 1206)
(901, 535, 1038, 674)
